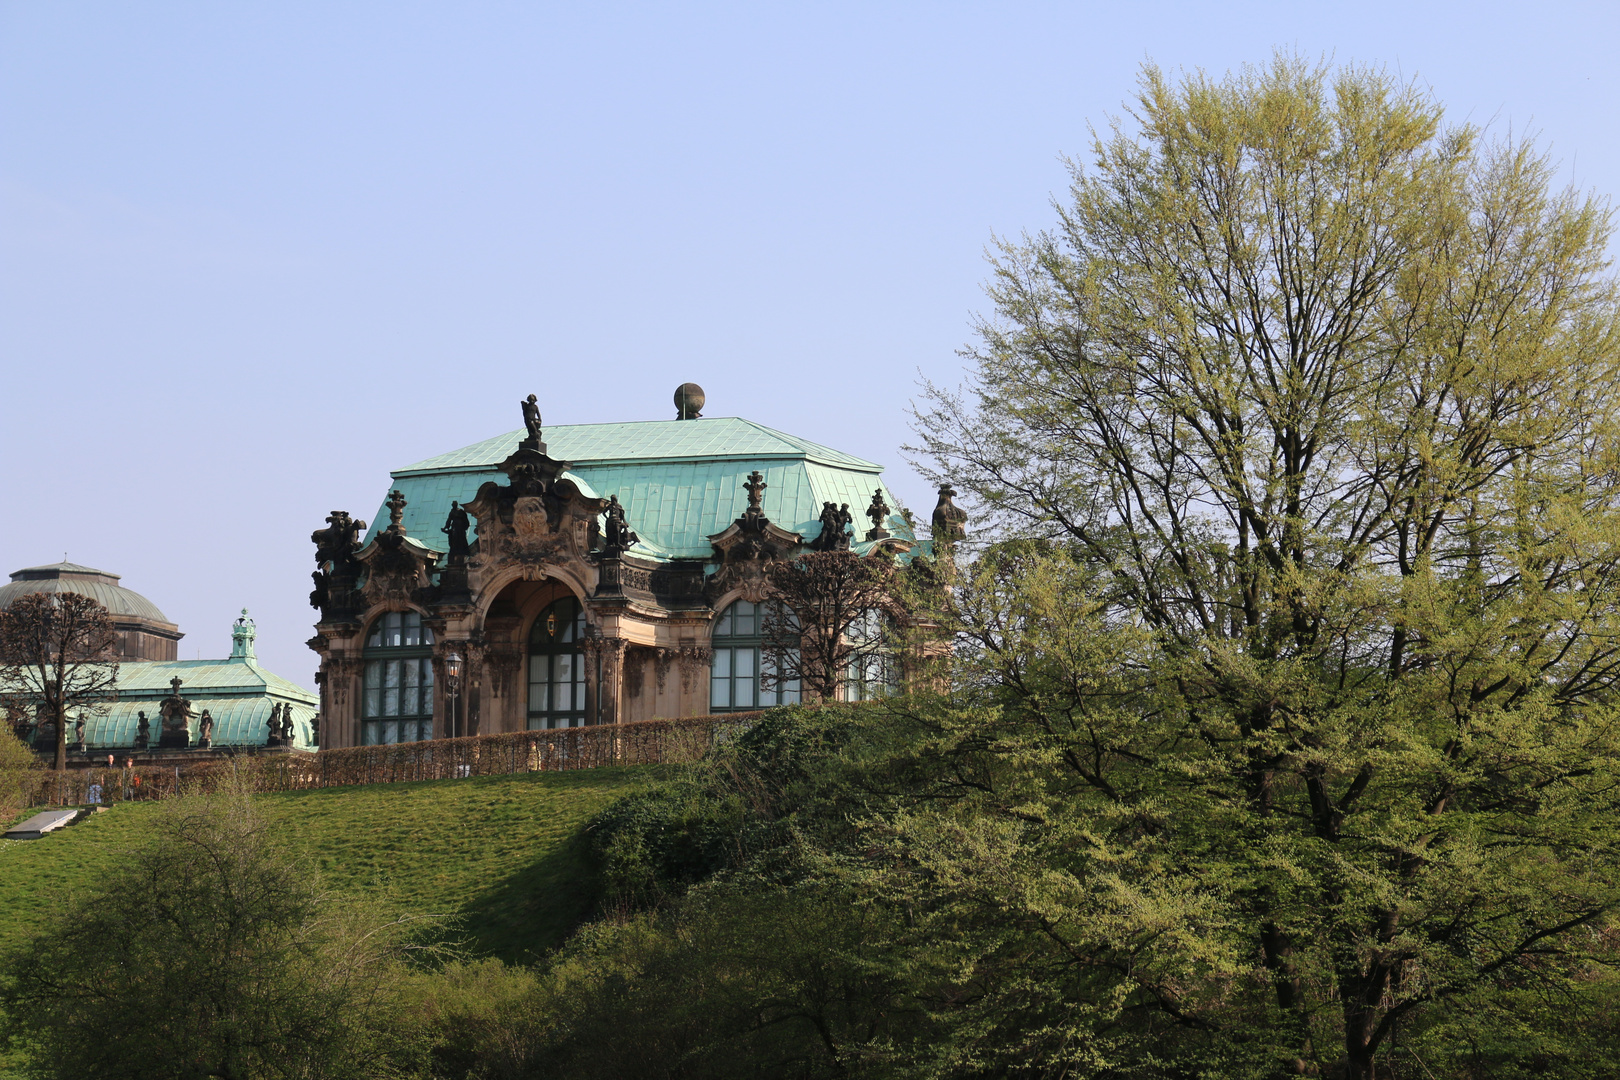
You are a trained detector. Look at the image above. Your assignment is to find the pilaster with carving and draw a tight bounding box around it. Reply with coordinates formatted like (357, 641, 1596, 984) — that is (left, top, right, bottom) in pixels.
(678, 644, 712, 716)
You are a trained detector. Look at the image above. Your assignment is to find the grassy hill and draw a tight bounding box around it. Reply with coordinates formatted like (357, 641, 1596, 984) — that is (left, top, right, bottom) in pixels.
(0, 766, 658, 964)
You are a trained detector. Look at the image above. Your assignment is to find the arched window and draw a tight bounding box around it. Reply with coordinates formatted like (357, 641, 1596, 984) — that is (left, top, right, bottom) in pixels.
(362, 611, 435, 745)
(845, 608, 899, 702)
(529, 597, 587, 729)
(711, 599, 800, 712)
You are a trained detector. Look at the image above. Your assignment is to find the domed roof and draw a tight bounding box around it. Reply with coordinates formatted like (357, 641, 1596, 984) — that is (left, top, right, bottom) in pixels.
(0, 562, 177, 627)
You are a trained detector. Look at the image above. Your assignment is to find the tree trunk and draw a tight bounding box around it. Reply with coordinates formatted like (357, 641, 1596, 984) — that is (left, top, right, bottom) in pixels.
(54, 700, 66, 772)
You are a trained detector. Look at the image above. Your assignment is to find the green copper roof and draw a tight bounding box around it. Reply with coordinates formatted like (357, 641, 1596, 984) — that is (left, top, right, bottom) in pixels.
(74, 658, 318, 750)
(367, 417, 916, 561)
(398, 417, 882, 474)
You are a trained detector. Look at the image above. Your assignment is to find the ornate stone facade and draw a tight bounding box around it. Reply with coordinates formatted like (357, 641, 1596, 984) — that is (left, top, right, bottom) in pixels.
(309, 386, 948, 748)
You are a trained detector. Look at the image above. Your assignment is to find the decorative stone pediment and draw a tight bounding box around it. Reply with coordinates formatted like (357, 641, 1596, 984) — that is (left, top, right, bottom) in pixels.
(464, 444, 606, 575)
(704, 470, 802, 604)
(355, 490, 440, 605)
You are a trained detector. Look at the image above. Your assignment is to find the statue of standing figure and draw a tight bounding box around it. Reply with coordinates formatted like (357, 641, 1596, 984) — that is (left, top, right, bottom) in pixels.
(520, 393, 544, 449)
(442, 501, 471, 563)
(135, 711, 151, 749)
(602, 495, 638, 554)
(281, 707, 296, 742)
(197, 710, 215, 748)
(266, 702, 284, 746)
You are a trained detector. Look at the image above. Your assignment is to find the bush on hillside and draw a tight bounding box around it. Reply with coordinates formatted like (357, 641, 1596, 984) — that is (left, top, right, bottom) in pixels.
(0, 776, 429, 1080)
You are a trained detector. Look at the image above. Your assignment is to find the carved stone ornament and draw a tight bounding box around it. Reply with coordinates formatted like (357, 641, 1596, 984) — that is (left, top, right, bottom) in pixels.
(932, 483, 969, 544)
(865, 489, 893, 541)
(654, 647, 675, 695)
(355, 490, 440, 607)
(464, 438, 604, 573)
(157, 677, 193, 749)
(310, 510, 368, 618)
(678, 644, 712, 695)
(705, 471, 803, 604)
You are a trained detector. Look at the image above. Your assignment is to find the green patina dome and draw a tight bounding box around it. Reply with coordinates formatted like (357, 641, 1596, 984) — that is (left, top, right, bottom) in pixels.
(0, 562, 177, 627)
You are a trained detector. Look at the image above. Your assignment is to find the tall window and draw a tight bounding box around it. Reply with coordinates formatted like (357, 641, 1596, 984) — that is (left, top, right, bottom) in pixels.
(529, 597, 587, 729)
(711, 600, 800, 712)
(363, 611, 435, 745)
(845, 608, 899, 702)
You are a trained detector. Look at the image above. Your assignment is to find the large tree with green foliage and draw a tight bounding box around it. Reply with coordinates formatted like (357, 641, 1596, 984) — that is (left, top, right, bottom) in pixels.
(905, 53, 1620, 1078)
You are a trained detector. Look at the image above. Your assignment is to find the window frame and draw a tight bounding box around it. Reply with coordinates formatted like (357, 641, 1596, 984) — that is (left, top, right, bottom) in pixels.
(710, 599, 800, 713)
(361, 610, 436, 745)
(844, 607, 900, 702)
(527, 597, 588, 729)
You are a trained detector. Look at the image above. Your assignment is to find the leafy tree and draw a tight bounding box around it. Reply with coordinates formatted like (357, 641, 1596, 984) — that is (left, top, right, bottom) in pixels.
(762, 551, 900, 702)
(0, 780, 426, 1080)
(910, 53, 1620, 1078)
(0, 727, 42, 820)
(0, 592, 119, 770)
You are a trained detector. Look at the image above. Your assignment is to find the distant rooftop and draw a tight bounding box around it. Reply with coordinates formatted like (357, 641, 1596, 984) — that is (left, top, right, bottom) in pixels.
(0, 562, 176, 627)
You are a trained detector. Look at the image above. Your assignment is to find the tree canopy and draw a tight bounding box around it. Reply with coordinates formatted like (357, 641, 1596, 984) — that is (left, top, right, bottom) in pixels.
(906, 53, 1620, 1079)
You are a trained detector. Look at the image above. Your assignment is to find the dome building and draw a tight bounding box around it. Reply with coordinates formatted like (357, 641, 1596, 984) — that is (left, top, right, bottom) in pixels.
(0, 563, 183, 661)
(308, 385, 966, 749)
(1, 565, 317, 758)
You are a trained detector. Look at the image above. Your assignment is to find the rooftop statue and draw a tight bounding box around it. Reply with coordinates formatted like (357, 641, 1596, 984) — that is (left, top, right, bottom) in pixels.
(603, 495, 639, 555)
(865, 489, 892, 541)
(442, 501, 471, 564)
(521, 393, 544, 448)
(158, 677, 194, 748)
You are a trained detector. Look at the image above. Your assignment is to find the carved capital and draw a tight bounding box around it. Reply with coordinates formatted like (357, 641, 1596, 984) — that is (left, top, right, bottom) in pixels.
(653, 647, 676, 695)
(678, 644, 712, 694)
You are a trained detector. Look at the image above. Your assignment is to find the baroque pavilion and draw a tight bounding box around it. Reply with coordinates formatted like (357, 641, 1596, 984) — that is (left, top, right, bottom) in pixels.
(308, 384, 965, 748)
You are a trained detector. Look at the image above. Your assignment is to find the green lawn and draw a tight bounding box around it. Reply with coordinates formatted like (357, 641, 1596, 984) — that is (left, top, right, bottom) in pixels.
(0, 766, 659, 964)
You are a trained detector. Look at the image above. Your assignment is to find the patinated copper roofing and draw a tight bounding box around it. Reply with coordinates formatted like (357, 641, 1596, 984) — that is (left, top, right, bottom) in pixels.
(0, 562, 177, 627)
(369, 417, 914, 561)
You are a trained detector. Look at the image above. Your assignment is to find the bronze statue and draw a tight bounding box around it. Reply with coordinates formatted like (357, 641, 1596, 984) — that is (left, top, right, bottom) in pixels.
(72, 717, 85, 747)
(197, 710, 214, 747)
(267, 702, 282, 741)
(442, 501, 471, 563)
(603, 495, 638, 554)
(521, 393, 543, 444)
(136, 711, 150, 747)
(281, 708, 296, 741)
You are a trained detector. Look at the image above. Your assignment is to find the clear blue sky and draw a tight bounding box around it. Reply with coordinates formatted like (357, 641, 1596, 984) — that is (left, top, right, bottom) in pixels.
(3, 1, 1616, 686)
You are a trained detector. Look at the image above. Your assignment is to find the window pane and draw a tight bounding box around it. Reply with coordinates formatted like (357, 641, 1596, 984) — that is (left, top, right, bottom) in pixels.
(716, 606, 733, 637)
(713, 649, 731, 678)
